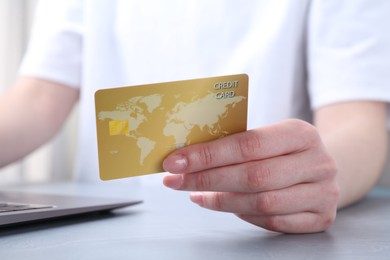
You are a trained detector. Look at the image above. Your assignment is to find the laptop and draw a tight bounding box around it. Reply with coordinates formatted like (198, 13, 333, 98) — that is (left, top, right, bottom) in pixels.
(0, 190, 142, 227)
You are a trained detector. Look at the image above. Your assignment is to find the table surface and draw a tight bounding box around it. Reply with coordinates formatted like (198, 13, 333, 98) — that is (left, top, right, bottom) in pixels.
(0, 177, 390, 260)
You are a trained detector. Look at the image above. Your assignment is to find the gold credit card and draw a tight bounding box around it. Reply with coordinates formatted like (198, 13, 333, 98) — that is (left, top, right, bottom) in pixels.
(95, 74, 248, 180)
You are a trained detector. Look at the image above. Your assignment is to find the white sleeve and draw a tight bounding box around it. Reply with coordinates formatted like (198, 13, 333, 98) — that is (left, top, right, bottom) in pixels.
(307, 0, 390, 109)
(18, 0, 83, 88)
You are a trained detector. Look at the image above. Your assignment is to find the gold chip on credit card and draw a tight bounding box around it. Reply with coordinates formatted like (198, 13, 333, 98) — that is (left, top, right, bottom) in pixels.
(95, 74, 248, 180)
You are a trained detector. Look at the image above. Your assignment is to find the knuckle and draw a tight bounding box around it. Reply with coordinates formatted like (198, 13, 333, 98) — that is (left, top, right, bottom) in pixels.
(324, 214, 337, 230)
(319, 161, 340, 204)
(304, 136, 338, 182)
(319, 211, 337, 230)
(195, 173, 211, 190)
(325, 156, 338, 179)
(321, 155, 337, 172)
(197, 144, 214, 167)
(316, 184, 339, 230)
(329, 181, 340, 202)
(238, 131, 262, 160)
(210, 192, 224, 211)
(255, 192, 278, 213)
(263, 216, 283, 232)
(315, 151, 339, 183)
(288, 119, 316, 134)
(326, 183, 340, 212)
(287, 119, 319, 147)
(245, 163, 270, 192)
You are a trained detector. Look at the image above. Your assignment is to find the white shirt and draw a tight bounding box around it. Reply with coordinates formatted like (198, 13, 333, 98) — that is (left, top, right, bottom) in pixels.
(20, 0, 390, 183)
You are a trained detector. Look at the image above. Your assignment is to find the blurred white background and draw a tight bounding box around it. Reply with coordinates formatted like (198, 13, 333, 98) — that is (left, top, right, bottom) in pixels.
(0, 0, 78, 185)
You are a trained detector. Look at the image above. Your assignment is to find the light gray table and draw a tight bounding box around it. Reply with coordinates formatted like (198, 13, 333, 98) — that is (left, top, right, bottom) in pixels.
(0, 180, 389, 260)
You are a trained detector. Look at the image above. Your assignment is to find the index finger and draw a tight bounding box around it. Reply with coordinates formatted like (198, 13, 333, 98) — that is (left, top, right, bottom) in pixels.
(162, 119, 320, 173)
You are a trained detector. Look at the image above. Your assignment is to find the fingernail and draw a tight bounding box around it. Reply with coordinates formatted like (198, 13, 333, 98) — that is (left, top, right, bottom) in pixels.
(190, 192, 204, 206)
(163, 174, 183, 190)
(163, 154, 188, 173)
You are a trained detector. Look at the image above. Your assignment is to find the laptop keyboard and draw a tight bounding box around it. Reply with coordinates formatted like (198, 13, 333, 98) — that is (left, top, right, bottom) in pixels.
(0, 202, 54, 213)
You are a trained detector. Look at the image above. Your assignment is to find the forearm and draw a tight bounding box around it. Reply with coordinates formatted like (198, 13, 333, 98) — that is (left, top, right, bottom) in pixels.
(0, 77, 79, 167)
(315, 101, 388, 208)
